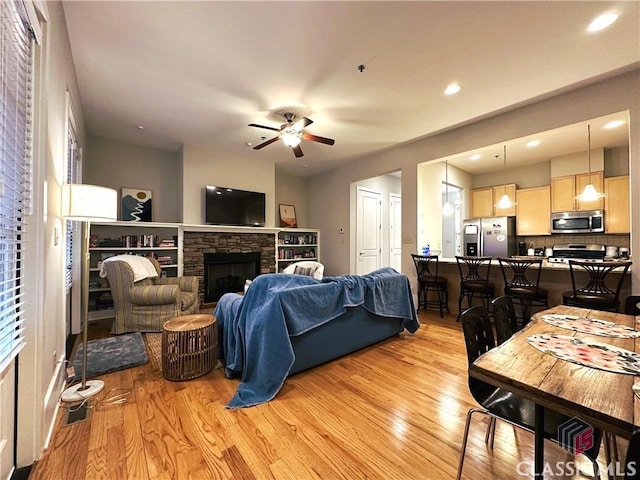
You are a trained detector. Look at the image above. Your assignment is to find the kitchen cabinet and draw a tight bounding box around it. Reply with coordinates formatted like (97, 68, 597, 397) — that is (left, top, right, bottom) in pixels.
(551, 171, 603, 212)
(604, 175, 630, 233)
(471, 183, 516, 218)
(516, 185, 551, 236)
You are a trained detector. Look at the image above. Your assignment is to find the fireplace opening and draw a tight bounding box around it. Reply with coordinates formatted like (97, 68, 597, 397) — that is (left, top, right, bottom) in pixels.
(204, 252, 261, 303)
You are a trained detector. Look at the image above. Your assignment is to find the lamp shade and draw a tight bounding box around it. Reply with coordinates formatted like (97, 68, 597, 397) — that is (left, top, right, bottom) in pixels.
(62, 184, 118, 221)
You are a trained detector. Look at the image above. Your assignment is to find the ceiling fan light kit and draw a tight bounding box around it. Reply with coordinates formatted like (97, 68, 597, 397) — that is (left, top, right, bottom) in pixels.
(248, 112, 335, 158)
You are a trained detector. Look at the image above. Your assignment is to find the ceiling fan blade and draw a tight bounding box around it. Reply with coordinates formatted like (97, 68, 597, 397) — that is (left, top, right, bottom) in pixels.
(302, 133, 335, 146)
(253, 136, 280, 150)
(292, 145, 304, 158)
(291, 116, 313, 130)
(248, 123, 281, 132)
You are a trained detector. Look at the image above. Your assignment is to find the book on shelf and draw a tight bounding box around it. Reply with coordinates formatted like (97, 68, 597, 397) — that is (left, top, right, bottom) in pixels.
(159, 238, 175, 247)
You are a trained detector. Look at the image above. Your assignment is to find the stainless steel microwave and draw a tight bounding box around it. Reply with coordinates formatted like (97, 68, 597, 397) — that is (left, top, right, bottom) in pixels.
(550, 210, 604, 234)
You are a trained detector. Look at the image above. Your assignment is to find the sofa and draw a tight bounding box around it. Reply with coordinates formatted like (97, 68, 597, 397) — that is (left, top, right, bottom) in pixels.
(214, 267, 419, 408)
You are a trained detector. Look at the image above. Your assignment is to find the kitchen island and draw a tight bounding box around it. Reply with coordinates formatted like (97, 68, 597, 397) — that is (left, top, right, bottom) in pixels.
(434, 256, 632, 315)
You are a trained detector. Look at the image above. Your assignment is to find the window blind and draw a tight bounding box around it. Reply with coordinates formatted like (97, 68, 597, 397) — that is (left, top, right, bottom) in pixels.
(65, 120, 79, 291)
(0, 0, 34, 373)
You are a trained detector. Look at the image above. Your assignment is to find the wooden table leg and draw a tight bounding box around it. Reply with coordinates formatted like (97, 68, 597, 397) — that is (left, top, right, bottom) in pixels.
(534, 404, 545, 479)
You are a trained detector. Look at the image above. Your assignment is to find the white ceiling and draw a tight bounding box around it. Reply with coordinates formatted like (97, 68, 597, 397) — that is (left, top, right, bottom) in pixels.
(62, 1, 639, 178)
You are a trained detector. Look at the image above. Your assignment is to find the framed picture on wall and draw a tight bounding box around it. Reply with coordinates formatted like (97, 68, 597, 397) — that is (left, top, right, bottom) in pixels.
(279, 204, 297, 228)
(121, 188, 152, 222)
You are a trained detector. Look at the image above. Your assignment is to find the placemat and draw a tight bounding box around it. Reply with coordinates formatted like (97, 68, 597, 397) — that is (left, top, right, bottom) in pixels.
(527, 333, 640, 375)
(541, 314, 640, 338)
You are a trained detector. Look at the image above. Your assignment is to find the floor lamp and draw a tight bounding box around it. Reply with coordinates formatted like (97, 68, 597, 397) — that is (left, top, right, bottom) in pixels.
(61, 184, 118, 402)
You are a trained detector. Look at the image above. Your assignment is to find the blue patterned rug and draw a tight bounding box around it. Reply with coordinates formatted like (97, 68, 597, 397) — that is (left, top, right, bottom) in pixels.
(72, 332, 148, 379)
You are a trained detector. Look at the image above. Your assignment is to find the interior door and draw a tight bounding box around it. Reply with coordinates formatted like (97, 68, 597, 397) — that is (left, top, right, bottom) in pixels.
(389, 193, 402, 272)
(356, 187, 381, 275)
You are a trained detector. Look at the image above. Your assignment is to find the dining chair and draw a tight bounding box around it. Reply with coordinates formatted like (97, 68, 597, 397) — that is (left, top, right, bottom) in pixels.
(411, 253, 449, 317)
(624, 429, 640, 479)
(491, 295, 519, 345)
(455, 256, 494, 321)
(562, 260, 632, 312)
(624, 295, 640, 316)
(498, 257, 548, 326)
(457, 305, 603, 480)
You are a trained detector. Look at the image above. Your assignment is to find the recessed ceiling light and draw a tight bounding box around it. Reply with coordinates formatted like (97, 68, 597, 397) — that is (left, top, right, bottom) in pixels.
(604, 120, 625, 129)
(303, 164, 309, 168)
(245, 142, 253, 147)
(136, 125, 144, 130)
(444, 84, 461, 96)
(587, 12, 619, 32)
(469, 154, 480, 161)
(526, 140, 540, 148)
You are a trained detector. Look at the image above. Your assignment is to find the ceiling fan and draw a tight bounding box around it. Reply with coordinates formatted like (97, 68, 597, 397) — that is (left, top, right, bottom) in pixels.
(248, 112, 335, 158)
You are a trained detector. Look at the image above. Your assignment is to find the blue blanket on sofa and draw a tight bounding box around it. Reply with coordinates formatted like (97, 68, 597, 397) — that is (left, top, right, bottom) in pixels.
(214, 267, 419, 408)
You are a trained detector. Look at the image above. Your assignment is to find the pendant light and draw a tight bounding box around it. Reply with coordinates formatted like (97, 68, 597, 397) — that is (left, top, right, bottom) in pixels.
(496, 145, 516, 208)
(577, 124, 604, 202)
(442, 159, 454, 215)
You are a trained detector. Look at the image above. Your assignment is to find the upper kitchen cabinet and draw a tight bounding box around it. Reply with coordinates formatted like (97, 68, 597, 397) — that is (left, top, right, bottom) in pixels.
(516, 185, 551, 235)
(471, 184, 516, 218)
(551, 171, 604, 212)
(604, 175, 630, 233)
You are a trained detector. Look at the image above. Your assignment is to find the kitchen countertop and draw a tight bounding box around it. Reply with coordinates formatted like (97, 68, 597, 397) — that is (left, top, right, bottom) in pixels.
(439, 256, 632, 271)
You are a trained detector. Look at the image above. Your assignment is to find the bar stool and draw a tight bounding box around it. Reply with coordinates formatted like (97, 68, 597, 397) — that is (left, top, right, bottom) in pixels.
(411, 253, 449, 317)
(562, 260, 632, 312)
(455, 256, 494, 321)
(498, 257, 548, 327)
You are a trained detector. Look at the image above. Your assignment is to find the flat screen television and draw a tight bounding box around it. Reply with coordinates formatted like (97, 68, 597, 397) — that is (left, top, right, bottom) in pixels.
(205, 185, 266, 226)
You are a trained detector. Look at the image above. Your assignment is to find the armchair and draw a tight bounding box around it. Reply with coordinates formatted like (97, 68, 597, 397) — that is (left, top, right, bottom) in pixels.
(282, 260, 324, 279)
(103, 255, 200, 334)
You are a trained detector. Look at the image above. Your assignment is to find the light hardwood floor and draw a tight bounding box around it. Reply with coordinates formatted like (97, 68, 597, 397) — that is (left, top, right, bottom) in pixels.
(29, 311, 623, 479)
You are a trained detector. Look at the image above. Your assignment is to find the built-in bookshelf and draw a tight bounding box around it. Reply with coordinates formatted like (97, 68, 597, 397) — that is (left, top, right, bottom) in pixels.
(88, 222, 182, 320)
(276, 229, 320, 272)
(87, 223, 321, 320)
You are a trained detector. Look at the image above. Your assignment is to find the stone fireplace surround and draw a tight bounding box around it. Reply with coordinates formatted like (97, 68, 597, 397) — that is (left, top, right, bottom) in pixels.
(183, 230, 276, 305)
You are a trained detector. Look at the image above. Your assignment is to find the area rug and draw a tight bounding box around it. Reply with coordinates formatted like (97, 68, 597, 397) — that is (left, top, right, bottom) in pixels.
(72, 332, 148, 379)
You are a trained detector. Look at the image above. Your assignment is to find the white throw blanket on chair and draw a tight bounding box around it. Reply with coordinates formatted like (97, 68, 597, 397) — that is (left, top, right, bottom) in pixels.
(99, 254, 159, 282)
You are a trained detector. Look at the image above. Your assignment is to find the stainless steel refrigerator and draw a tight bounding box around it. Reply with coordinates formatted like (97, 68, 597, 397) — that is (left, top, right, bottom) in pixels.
(461, 216, 516, 258)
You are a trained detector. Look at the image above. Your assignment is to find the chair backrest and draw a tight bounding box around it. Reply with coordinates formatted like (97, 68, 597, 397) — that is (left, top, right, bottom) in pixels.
(498, 257, 542, 290)
(282, 261, 324, 279)
(491, 295, 518, 345)
(625, 296, 640, 316)
(459, 305, 495, 366)
(456, 256, 492, 284)
(411, 253, 439, 280)
(568, 260, 632, 299)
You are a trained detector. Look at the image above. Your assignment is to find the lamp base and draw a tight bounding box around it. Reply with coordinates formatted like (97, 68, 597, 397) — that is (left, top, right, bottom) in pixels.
(61, 380, 105, 403)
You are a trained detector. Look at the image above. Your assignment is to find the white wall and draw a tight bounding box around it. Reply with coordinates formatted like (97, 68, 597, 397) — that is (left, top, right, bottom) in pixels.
(18, 0, 87, 466)
(275, 168, 309, 227)
(308, 70, 640, 293)
(85, 137, 181, 222)
(350, 173, 401, 271)
(181, 145, 276, 226)
(418, 162, 472, 252)
(474, 160, 551, 190)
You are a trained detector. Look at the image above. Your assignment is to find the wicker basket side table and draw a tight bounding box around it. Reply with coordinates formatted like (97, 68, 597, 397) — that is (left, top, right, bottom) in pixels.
(161, 314, 217, 381)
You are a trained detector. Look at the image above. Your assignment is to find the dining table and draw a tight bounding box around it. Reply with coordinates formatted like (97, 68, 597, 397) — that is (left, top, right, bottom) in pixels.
(470, 305, 640, 478)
